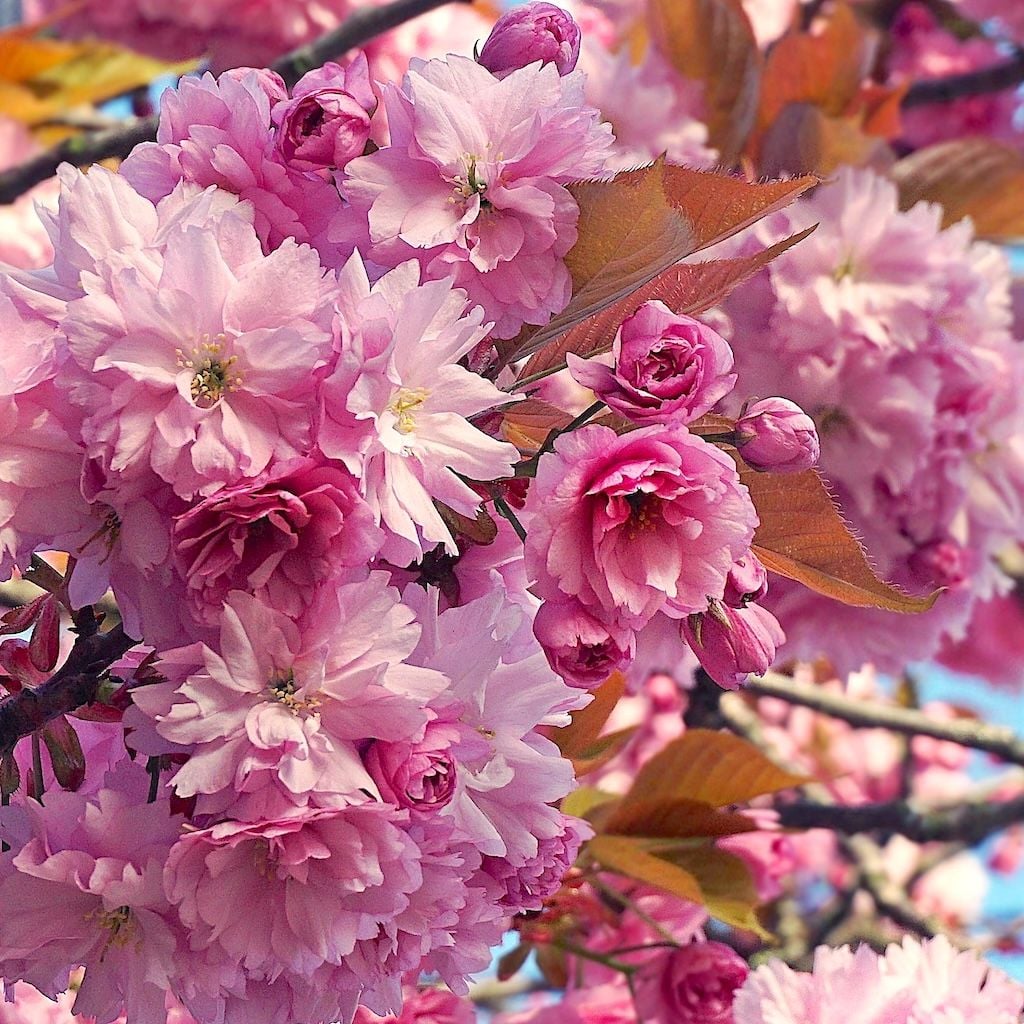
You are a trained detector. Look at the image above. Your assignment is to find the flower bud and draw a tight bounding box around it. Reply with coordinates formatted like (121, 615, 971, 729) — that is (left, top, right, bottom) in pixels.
(568, 301, 736, 425)
(723, 552, 768, 608)
(735, 397, 820, 473)
(477, 3, 582, 79)
(533, 598, 635, 688)
(364, 721, 460, 813)
(633, 941, 749, 1024)
(909, 537, 970, 588)
(272, 54, 376, 172)
(681, 601, 785, 690)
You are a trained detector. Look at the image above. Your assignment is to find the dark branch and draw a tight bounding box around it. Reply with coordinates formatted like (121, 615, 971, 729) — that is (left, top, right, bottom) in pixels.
(0, 622, 135, 756)
(903, 48, 1024, 108)
(776, 794, 1024, 845)
(0, 0, 469, 205)
(747, 672, 1024, 766)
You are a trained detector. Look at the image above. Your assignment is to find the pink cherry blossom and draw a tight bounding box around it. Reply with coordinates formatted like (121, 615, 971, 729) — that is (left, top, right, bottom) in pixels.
(131, 580, 445, 812)
(172, 458, 383, 625)
(533, 597, 636, 688)
(568, 302, 736, 426)
(121, 68, 345, 262)
(353, 985, 476, 1024)
(59, 167, 336, 499)
(496, 982, 637, 1023)
(340, 55, 613, 338)
(525, 423, 758, 629)
(319, 254, 519, 563)
(633, 941, 749, 1024)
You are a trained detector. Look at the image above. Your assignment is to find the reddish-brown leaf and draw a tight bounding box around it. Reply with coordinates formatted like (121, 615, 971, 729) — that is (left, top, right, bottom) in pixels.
(648, 0, 762, 162)
(743, 463, 941, 612)
(500, 399, 572, 453)
(516, 227, 815, 385)
(621, 729, 807, 809)
(604, 796, 758, 839)
(892, 139, 1024, 239)
(757, 3, 874, 131)
(552, 672, 627, 764)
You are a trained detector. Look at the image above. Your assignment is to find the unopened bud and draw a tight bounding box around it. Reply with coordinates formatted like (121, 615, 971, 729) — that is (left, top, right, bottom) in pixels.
(681, 600, 785, 690)
(477, 3, 581, 79)
(736, 397, 819, 473)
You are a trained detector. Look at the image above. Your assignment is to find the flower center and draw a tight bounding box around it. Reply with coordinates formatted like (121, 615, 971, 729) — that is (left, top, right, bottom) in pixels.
(77, 505, 121, 564)
(453, 155, 492, 208)
(624, 491, 658, 537)
(86, 905, 139, 961)
(389, 387, 429, 435)
(267, 669, 320, 716)
(176, 334, 242, 409)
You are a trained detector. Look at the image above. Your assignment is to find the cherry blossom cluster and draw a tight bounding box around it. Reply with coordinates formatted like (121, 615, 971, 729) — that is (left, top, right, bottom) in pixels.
(0, 6, 827, 1022)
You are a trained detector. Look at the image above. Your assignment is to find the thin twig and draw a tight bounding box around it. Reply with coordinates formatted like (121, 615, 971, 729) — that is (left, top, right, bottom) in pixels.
(747, 671, 1024, 766)
(0, 0, 469, 205)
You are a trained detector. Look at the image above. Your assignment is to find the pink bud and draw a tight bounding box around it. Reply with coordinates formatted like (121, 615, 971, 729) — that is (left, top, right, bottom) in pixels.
(633, 941, 749, 1024)
(681, 601, 785, 690)
(533, 598, 635, 688)
(272, 54, 376, 172)
(477, 2, 582, 79)
(568, 302, 736, 426)
(723, 553, 768, 608)
(364, 721, 460, 813)
(736, 397, 820, 473)
(909, 537, 971, 588)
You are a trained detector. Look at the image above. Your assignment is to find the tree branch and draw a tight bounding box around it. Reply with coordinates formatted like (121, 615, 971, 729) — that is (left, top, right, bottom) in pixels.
(0, 622, 134, 756)
(903, 48, 1024, 108)
(747, 671, 1024, 766)
(776, 794, 1024, 846)
(0, 0, 470, 205)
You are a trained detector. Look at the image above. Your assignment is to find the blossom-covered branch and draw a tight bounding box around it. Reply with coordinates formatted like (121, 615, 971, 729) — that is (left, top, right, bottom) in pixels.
(0, 618, 133, 756)
(747, 672, 1024, 765)
(0, 0, 468, 205)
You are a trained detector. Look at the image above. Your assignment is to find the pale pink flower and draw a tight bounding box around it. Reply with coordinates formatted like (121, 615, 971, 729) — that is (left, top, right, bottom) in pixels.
(525, 423, 758, 629)
(60, 167, 336, 499)
(340, 55, 613, 338)
(723, 166, 1024, 673)
(121, 69, 344, 261)
(576, 41, 717, 172)
(733, 936, 1024, 1023)
(633, 941, 749, 1024)
(132, 580, 445, 812)
(319, 254, 519, 563)
(172, 458, 383, 625)
(410, 591, 583, 864)
(568, 302, 736, 426)
(0, 767, 182, 1024)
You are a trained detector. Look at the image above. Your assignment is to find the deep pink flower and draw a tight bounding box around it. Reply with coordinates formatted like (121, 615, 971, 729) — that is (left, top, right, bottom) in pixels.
(477, 3, 582, 79)
(568, 302, 736, 425)
(340, 55, 612, 338)
(172, 458, 383, 625)
(364, 718, 461, 814)
(354, 985, 476, 1024)
(633, 941, 749, 1024)
(272, 55, 377, 172)
(525, 423, 758, 629)
(681, 601, 785, 690)
(736, 398, 819, 473)
(121, 69, 344, 261)
(723, 553, 769, 608)
(533, 597, 636, 688)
